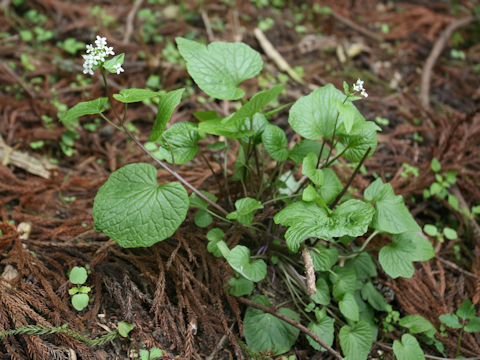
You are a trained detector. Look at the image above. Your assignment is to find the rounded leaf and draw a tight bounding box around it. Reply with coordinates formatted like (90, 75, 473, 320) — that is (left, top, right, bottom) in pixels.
(71, 293, 89, 311)
(69, 266, 88, 285)
(93, 163, 189, 248)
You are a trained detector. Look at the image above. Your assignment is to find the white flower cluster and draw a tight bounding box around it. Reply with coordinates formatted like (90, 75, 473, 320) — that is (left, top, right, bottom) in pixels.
(82, 36, 121, 75)
(352, 79, 368, 98)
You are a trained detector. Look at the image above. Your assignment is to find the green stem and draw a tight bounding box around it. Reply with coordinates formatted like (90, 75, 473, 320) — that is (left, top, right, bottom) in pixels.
(339, 230, 379, 259)
(262, 193, 302, 206)
(122, 125, 229, 216)
(330, 146, 371, 209)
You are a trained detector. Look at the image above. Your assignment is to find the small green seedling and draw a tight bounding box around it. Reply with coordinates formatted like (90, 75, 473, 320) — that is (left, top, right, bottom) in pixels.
(423, 224, 458, 243)
(139, 347, 163, 360)
(118, 321, 134, 338)
(68, 266, 91, 311)
(439, 299, 480, 357)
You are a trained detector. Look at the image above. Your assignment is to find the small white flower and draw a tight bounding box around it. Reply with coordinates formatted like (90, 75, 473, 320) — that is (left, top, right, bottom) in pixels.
(113, 63, 124, 74)
(82, 35, 117, 76)
(352, 79, 368, 98)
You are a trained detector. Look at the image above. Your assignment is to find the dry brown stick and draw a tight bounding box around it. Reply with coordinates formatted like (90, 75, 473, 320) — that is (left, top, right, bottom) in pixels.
(123, 0, 144, 43)
(201, 10, 215, 43)
(436, 257, 480, 280)
(420, 16, 475, 110)
(237, 297, 344, 360)
(0, 61, 36, 98)
(331, 11, 383, 42)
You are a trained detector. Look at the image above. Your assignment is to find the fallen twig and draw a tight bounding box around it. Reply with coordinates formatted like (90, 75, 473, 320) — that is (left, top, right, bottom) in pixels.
(331, 11, 383, 42)
(201, 10, 215, 43)
(420, 16, 475, 110)
(237, 297, 344, 360)
(123, 0, 144, 43)
(253, 28, 307, 87)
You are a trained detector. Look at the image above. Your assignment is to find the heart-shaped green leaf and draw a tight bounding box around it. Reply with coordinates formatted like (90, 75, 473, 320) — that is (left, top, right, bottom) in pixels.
(244, 295, 300, 355)
(262, 124, 289, 161)
(336, 121, 380, 162)
(307, 315, 335, 351)
(154, 122, 199, 165)
(365, 178, 421, 234)
(289, 84, 362, 140)
(93, 163, 188, 248)
(339, 320, 373, 360)
(339, 292, 359, 321)
(226, 197, 264, 225)
(176, 37, 263, 100)
(393, 334, 425, 360)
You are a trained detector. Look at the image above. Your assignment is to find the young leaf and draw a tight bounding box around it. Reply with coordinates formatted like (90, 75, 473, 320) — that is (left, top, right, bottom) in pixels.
(310, 277, 331, 305)
(465, 317, 480, 332)
(148, 348, 164, 359)
(206, 227, 224, 257)
(198, 117, 253, 138)
(336, 100, 357, 134)
(69, 266, 88, 285)
(71, 293, 89, 311)
(194, 210, 212, 228)
(225, 85, 284, 125)
(393, 334, 425, 360)
(189, 191, 218, 209)
(457, 299, 476, 320)
(331, 267, 357, 299)
(309, 245, 338, 272)
(439, 313, 462, 329)
(307, 315, 335, 351)
(60, 97, 108, 129)
(149, 88, 185, 141)
(339, 320, 373, 360)
(244, 295, 300, 355)
(378, 236, 416, 278)
(319, 168, 343, 205)
(176, 37, 263, 100)
(117, 321, 134, 337)
(217, 241, 267, 282)
(431, 157, 441, 173)
(262, 124, 289, 162)
(193, 110, 218, 122)
(336, 121, 380, 162)
(93, 163, 189, 248)
(68, 288, 79, 295)
(274, 199, 374, 253)
(399, 315, 437, 337)
(155, 122, 199, 164)
(344, 252, 377, 281)
(289, 84, 359, 140)
(302, 152, 324, 186)
(103, 53, 125, 73)
(113, 88, 162, 103)
(228, 277, 254, 296)
(339, 292, 359, 321)
(364, 178, 421, 234)
(361, 281, 388, 311)
(226, 197, 264, 226)
(379, 232, 434, 279)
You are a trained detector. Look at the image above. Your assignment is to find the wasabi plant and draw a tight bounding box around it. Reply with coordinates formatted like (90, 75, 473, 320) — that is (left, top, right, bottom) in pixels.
(68, 266, 91, 311)
(60, 35, 437, 359)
